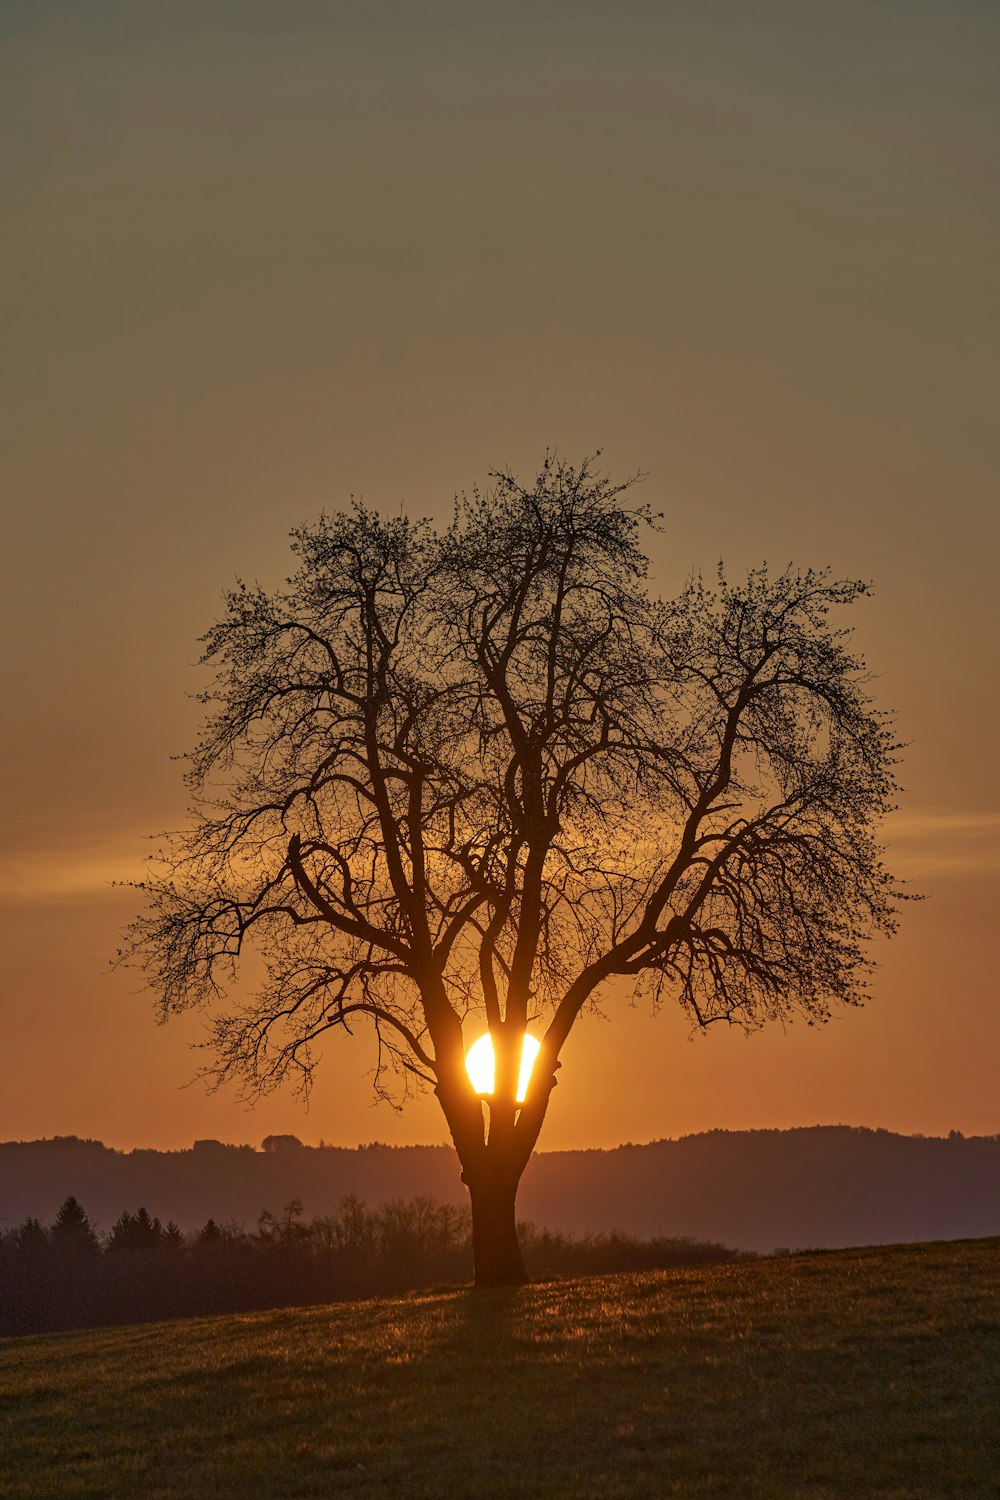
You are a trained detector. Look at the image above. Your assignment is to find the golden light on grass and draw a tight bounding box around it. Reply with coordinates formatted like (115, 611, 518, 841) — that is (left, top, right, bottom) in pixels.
(465, 1031, 541, 1103)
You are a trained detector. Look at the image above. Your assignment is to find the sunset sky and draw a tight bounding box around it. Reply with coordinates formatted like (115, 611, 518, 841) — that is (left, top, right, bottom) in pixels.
(2, 2, 998, 1153)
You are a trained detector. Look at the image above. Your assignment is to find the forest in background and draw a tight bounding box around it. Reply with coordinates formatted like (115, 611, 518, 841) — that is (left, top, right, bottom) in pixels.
(0, 1192, 744, 1337)
(2, 1127, 998, 1254)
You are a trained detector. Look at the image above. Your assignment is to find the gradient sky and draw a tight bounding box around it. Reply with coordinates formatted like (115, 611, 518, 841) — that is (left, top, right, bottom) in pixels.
(2, 2, 998, 1152)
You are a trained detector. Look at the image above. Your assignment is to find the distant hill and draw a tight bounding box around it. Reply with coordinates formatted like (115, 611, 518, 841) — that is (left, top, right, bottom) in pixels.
(0, 1136, 462, 1240)
(521, 1128, 1000, 1250)
(1, 1127, 998, 1252)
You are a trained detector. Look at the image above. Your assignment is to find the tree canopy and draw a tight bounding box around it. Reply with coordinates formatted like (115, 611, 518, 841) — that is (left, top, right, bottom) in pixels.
(123, 454, 906, 1282)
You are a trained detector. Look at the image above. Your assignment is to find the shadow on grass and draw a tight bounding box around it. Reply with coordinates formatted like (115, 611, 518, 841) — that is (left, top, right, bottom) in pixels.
(3, 1245, 999, 1499)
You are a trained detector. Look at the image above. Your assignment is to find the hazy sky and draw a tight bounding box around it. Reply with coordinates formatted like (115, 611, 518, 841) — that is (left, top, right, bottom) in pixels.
(2, 2, 998, 1152)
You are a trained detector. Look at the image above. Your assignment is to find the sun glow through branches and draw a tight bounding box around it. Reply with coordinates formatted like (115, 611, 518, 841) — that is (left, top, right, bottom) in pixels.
(465, 1032, 540, 1103)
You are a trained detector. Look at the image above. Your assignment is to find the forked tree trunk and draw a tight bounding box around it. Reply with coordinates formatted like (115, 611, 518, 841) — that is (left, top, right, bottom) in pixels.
(436, 1036, 555, 1288)
(467, 1167, 528, 1287)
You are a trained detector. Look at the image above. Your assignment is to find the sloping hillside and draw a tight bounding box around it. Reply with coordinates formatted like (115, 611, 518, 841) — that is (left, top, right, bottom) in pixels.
(2, 1238, 998, 1500)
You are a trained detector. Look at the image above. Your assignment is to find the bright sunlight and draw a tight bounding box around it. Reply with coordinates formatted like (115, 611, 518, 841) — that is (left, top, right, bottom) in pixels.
(465, 1032, 541, 1103)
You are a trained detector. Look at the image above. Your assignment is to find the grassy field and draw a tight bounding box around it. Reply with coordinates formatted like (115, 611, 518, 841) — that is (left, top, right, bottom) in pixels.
(1, 1238, 997, 1500)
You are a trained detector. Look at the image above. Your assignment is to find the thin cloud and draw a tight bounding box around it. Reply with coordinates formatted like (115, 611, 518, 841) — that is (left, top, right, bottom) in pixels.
(2, 811, 997, 900)
(0, 843, 147, 902)
(887, 811, 1000, 878)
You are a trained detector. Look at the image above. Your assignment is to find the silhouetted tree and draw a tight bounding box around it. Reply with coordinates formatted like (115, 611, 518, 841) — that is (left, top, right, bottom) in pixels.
(50, 1196, 99, 1256)
(108, 1207, 163, 1254)
(122, 455, 906, 1284)
(261, 1133, 304, 1152)
(163, 1220, 185, 1251)
(48, 1196, 100, 1327)
(0, 1218, 50, 1333)
(256, 1198, 310, 1247)
(197, 1218, 223, 1249)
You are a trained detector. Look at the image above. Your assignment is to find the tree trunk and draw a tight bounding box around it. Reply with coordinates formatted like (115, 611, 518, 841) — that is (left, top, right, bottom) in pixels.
(436, 1035, 558, 1289)
(467, 1169, 528, 1287)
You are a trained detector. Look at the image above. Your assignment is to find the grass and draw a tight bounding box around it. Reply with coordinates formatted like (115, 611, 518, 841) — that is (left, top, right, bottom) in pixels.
(1, 1238, 997, 1500)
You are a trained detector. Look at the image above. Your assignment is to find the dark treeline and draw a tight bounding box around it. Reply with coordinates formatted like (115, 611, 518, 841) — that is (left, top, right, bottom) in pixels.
(6, 1129, 1000, 1253)
(0, 1195, 744, 1338)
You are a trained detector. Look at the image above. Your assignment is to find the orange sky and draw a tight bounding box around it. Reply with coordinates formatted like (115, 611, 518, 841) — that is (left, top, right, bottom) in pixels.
(2, 3, 998, 1151)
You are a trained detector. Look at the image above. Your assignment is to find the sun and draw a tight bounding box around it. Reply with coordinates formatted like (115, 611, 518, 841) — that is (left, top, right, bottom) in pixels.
(465, 1031, 541, 1103)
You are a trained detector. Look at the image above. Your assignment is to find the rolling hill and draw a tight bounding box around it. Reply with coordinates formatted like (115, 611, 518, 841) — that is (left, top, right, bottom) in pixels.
(3, 1238, 998, 1499)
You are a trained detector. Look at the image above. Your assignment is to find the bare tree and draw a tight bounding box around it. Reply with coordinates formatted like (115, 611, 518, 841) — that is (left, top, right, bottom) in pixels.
(122, 455, 906, 1284)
